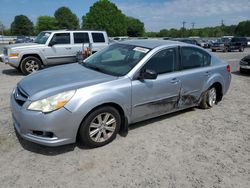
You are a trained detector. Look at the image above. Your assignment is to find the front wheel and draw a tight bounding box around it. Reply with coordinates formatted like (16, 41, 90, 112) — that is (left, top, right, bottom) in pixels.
(20, 56, 42, 75)
(239, 47, 244, 52)
(79, 106, 121, 148)
(199, 87, 217, 109)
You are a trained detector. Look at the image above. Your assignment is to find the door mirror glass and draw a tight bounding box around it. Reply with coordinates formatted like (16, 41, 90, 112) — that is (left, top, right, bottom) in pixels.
(48, 39, 56, 46)
(139, 69, 158, 80)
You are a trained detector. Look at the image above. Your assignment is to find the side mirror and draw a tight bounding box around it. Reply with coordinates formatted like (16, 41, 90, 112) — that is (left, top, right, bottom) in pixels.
(139, 69, 158, 80)
(48, 39, 56, 47)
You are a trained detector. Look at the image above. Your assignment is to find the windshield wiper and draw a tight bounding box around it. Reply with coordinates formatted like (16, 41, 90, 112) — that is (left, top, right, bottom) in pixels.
(82, 63, 120, 76)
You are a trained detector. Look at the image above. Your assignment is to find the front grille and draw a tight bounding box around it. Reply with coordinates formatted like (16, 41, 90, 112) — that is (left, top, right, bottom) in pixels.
(3, 48, 8, 56)
(14, 86, 29, 106)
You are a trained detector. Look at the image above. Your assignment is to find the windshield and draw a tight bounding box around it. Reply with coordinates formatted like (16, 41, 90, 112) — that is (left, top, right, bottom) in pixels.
(82, 43, 151, 76)
(34, 32, 51, 44)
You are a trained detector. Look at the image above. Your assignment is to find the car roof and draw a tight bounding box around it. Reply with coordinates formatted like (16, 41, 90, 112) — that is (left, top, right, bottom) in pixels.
(120, 39, 184, 49)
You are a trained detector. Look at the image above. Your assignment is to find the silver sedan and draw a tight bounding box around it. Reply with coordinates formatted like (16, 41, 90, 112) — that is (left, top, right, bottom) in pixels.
(11, 40, 231, 147)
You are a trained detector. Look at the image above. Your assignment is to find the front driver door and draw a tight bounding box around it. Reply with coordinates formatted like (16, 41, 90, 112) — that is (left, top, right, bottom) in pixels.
(44, 33, 75, 65)
(131, 47, 181, 123)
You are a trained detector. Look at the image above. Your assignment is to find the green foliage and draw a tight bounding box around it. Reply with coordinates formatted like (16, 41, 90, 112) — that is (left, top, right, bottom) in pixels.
(54, 7, 79, 29)
(3, 29, 11, 36)
(235, 20, 250, 36)
(83, 0, 127, 36)
(35, 16, 58, 34)
(11, 15, 34, 36)
(144, 23, 249, 38)
(126, 17, 144, 37)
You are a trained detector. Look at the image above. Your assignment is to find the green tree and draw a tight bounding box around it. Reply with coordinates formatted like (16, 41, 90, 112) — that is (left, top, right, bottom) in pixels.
(36, 16, 58, 34)
(54, 7, 79, 29)
(235, 20, 250, 36)
(83, 0, 127, 36)
(126, 17, 144, 37)
(11, 15, 34, 35)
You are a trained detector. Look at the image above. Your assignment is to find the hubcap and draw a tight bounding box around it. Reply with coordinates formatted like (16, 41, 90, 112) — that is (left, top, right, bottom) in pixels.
(25, 60, 39, 73)
(208, 88, 216, 107)
(89, 113, 116, 143)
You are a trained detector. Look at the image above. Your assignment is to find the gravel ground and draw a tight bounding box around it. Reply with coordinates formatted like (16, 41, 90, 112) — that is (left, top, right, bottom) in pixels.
(0, 47, 249, 188)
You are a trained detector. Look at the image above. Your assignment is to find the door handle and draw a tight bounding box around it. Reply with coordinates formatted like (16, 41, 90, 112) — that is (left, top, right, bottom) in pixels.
(171, 78, 180, 84)
(65, 47, 72, 50)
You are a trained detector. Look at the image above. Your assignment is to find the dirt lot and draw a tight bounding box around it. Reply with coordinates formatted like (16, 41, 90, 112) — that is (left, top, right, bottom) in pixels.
(0, 48, 249, 188)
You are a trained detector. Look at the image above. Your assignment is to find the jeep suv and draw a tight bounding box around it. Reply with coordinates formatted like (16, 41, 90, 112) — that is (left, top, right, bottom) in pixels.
(211, 37, 247, 52)
(1, 30, 109, 75)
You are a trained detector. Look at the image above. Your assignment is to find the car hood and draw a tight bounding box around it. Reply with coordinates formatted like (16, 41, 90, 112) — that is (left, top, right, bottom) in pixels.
(18, 63, 118, 99)
(6, 43, 45, 50)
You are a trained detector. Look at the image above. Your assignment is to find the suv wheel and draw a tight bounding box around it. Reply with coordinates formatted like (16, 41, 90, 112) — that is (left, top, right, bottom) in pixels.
(79, 106, 121, 148)
(239, 47, 244, 52)
(20, 56, 42, 75)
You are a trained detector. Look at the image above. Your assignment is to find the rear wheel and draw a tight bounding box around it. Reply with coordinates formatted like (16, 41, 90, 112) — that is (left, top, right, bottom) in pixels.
(20, 56, 42, 75)
(239, 47, 244, 52)
(199, 87, 217, 109)
(212, 49, 216, 52)
(79, 106, 121, 148)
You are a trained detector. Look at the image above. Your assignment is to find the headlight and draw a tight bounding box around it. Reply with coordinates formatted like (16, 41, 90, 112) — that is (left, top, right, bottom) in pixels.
(27, 90, 75, 113)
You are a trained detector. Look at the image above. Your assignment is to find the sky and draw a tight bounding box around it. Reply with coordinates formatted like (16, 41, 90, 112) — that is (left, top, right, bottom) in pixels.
(0, 0, 249, 31)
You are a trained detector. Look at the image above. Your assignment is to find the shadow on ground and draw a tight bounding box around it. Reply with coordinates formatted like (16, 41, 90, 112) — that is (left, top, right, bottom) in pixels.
(231, 70, 250, 77)
(15, 107, 196, 155)
(2, 68, 23, 76)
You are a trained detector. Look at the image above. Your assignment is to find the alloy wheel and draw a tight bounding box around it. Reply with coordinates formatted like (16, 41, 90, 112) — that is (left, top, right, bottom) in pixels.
(89, 113, 117, 143)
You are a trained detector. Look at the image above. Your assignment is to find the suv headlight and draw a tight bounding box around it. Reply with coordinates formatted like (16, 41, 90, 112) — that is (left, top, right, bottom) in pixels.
(27, 90, 75, 113)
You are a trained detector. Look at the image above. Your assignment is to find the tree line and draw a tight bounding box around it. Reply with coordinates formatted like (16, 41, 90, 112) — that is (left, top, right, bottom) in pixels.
(1, 0, 250, 37)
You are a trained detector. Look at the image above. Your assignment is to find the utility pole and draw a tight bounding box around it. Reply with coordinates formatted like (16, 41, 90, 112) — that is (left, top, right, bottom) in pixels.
(221, 19, 224, 26)
(191, 22, 195, 29)
(182, 21, 186, 29)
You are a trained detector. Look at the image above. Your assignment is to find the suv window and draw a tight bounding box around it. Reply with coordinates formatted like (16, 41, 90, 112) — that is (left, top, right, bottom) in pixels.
(181, 47, 211, 70)
(52, 33, 70, 44)
(143, 48, 177, 74)
(73, 32, 89, 44)
(92, 33, 105, 43)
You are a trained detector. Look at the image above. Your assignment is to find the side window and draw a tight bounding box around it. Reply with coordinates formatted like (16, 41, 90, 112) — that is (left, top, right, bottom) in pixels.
(52, 33, 70, 44)
(92, 33, 105, 43)
(143, 48, 177, 74)
(181, 47, 211, 70)
(73, 33, 89, 44)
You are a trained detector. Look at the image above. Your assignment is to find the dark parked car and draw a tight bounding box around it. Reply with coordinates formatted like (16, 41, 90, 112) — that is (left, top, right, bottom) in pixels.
(239, 55, 250, 73)
(174, 38, 199, 46)
(15, 36, 33, 44)
(211, 37, 247, 52)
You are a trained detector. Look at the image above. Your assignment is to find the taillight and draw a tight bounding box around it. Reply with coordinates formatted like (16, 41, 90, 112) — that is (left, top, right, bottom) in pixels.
(226, 64, 231, 73)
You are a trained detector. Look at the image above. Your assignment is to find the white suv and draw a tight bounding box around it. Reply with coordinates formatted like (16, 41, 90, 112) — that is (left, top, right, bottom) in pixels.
(1, 30, 109, 75)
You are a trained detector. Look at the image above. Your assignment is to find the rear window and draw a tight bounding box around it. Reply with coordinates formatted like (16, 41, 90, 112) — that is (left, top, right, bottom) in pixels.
(92, 33, 105, 43)
(73, 33, 89, 44)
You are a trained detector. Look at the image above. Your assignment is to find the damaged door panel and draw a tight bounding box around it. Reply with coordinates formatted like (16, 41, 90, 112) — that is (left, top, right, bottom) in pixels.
(131, 47, 180, 123)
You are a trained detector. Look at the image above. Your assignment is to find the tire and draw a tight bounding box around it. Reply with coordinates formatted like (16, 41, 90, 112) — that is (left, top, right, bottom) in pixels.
(79, 106, 121, 148)
(212, 49, 216, 52)
(199, 87, 217, 109)
(239, 47, 244, 52)
(20, 56, 42, 75)
(223, 47, 228, 53)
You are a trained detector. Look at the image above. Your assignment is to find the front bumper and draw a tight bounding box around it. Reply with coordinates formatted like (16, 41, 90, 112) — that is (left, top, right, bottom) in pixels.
(211, 46, 224, 51)
(3, 56, 20, 68)
(240, 60, 250, 70)
(11, 93, 81, 146)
